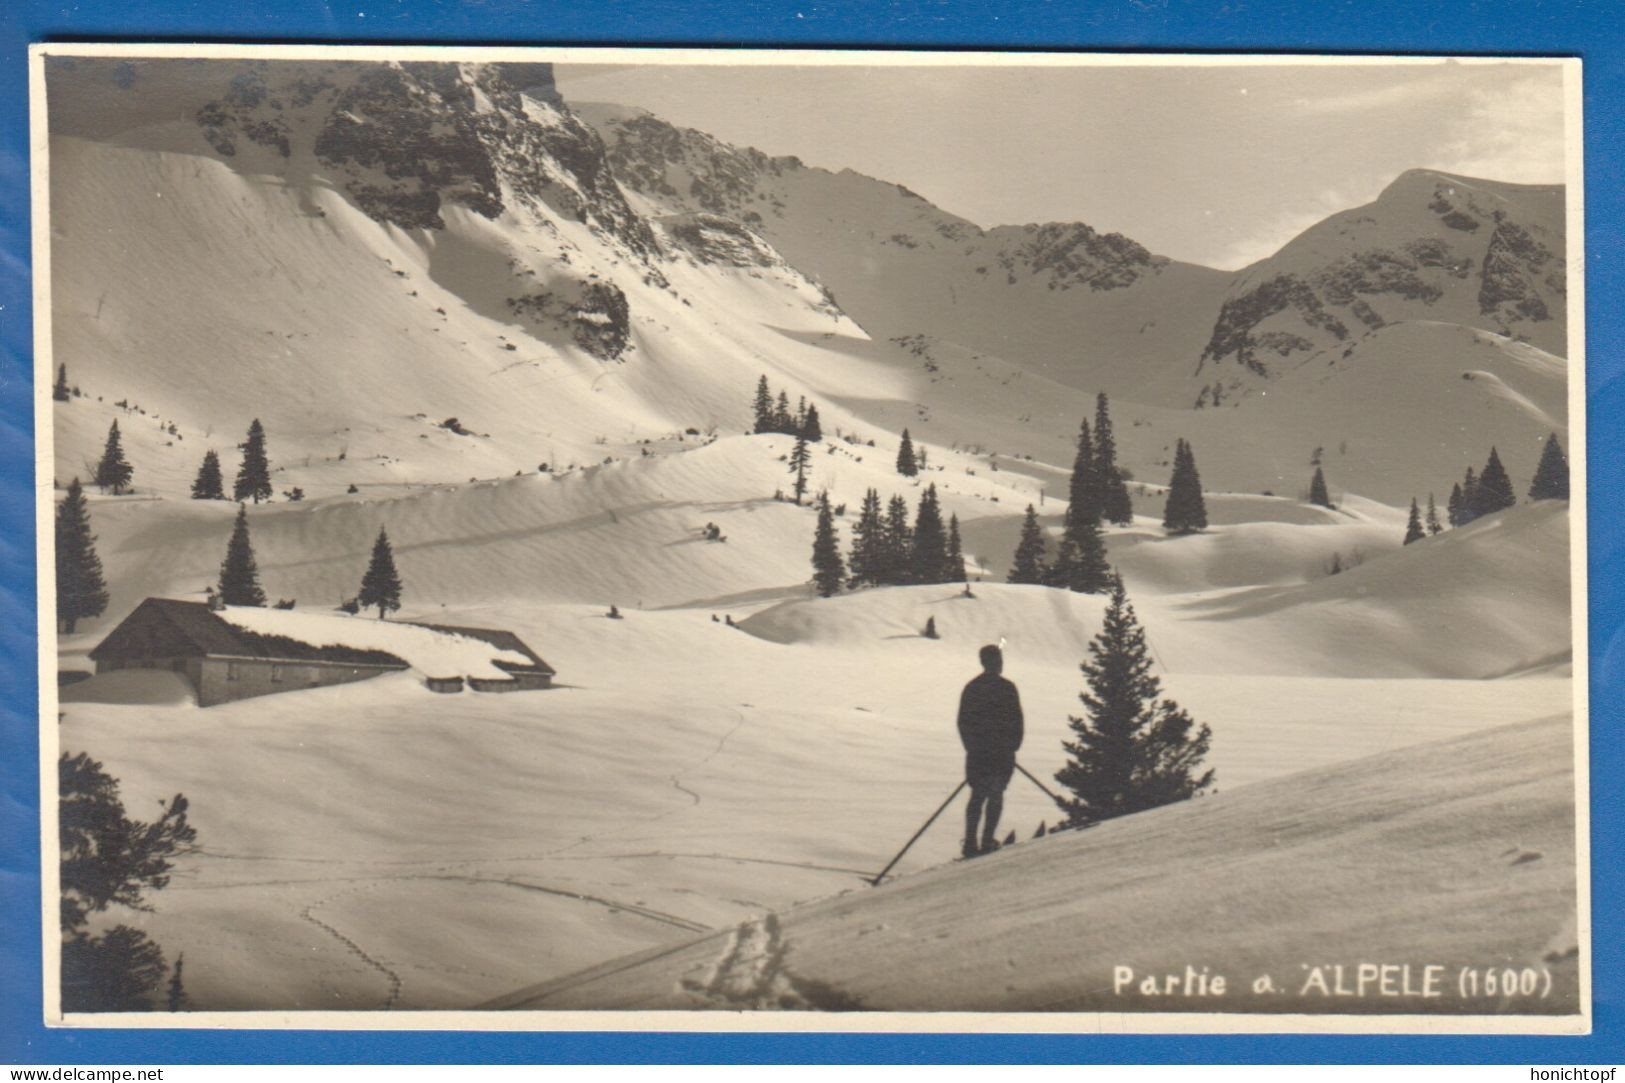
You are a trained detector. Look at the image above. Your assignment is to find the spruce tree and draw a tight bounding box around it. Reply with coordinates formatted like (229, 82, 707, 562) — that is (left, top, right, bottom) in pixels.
(1046, 537, 1078, 590)
(1095, 393, 1133, 525)
(1472, 447, 1516, 518)
(896, 429, 918, 477)
(794, 397, 808, 435)
(53, 363, 71, 403)
(910, 484, 948, 584)
(1067, 417, 1101, 530)
(1458, 467, 1480, 525)
(1008, 505, 1048, 584)
(190, 450, 225, 500)
(1529, 433, 1569, 501)
(945, 513, 968, 583)
(773, 391, 794, 435)
(1069, 512, 1112, 594)
(1426, 492, 1443, 535)
(788, 434, 811, 505)
(752, 375, 774, 434)
(95, 421, 133, 495)
(1403, 497, 1425, 545)
(811, 492, 845, 598)
(218, 504, 266, 607)
(1308, 466, 1332, 509)
(1161, 439, 1208, 535)
(802, 403, 823, 442)
(1054, 575, 1214, 828)
(234, 419, 272, 504)
(881, 495, 913, 585)
(848, 488, 884, 589)
(167, 954, 188, 1012)
(358, 526, 402, 618)
(55, 479, 108, 634)
(1447, 482, 1463, 528)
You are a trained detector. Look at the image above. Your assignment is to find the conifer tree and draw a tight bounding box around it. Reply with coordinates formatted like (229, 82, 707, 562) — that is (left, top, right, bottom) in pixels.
(217, 504, 266, 607)
(1472, 447, 1516, 518)
(95, 421, 133, 495)
(1008, 505, 1048, 584)
(55, 479, 108, 634)
(881, 495, 914, 585)
(1161, 439, 1208, 535)
(190, 450, 225, 500)
(1069, 512, 1112, 594)
(1426, 493, 1443, 535)
(167, 954, 188, 1012)
(1054, 575, 1214, 828)
(773, 391, 794, 435)
(945, 513, 968, 583)
(1529, 433, 1569, 501)
(848, 488, 884, 589)
(233, 419, 272, 504)
(1095, 393, 1134, 525)
(53, 363, 71, 403)
(811, 492, 845, 598)
(1308, 466, 1332, 508)
(896, 429, 918, 477)
(1458, 466, 1480, 525)
(794, 397, 808, 436)
(752, 375, 774, 434)
(358, 526, 403, 618)
(788, 434, 811, 506)
(802, 403, 823, 442)
(910, 484, 948, 584)
(1447, 482, 1464, 528)
(1404, 498, 1425, 545)
(1067, 417, 1101, 530)
(1046, 536, 1078, 590)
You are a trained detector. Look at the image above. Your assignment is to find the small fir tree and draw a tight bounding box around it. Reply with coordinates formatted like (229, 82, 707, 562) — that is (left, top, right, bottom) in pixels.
(752, 375, 774, 434)
(1161, 439, 1208, 535)
(922, 616, 939, 639)
(1068, 512, 1112, 594)
(910, 484, 948, 585)
(1529, 433, 1569, 501)
(881, 495, 914, 585)
(1447, 482, 1463, 527)
(234, 419, 272, 504)
(167, 954, 188, 1012)
(53, 363, 71, 403)
(1472, 447, 1516, 518)
(1403, 498, 1425, 545)
(945, 513, 968, 583)
(802, 403, 823, 442)
(773, 391, 794, 435)
(55, 479, 108, 634)
(847, 488, 885, 589)
(1458, 466, 1480, 525)
(95, 421, 133, 495)
(1067, 417, 1101, 530)
(1426, 492, 1443, 535)
(788, 434, 811, 505)
(1008, 505, 1048, 584)
(1095, 393, 1134, 525)
(896, 429, 918, 478)
(190, 450, 225, 500)
(217, 504, 266, 607)
(811, 492, 846, 598)
(358, 526, 403, 618)
(1054, 576, 1214, 828)
(1308, 467, 1332, 508)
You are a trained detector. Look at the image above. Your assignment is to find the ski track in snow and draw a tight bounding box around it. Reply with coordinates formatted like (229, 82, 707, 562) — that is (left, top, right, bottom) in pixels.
(680, 913, 859, 1010)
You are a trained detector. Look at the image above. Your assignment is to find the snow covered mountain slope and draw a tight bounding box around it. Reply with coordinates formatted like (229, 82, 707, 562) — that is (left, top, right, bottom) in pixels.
(1193, 170, 1567, 406)
(487, 710, 1577, 1013)
(577, 101, 1232, 405)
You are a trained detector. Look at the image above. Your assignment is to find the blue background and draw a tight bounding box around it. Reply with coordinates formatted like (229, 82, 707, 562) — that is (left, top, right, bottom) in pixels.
(1, 0, 1619, 1065)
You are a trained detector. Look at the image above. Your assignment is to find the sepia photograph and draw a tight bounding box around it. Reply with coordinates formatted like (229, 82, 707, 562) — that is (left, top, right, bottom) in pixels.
(32, 45, 1587, 1030)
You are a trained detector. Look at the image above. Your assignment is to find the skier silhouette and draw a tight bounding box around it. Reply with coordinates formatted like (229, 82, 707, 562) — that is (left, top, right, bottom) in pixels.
(957, 644, 1024, 857)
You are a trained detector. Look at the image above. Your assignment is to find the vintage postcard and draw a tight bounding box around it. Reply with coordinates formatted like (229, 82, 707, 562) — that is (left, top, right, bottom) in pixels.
(32, 44, 1588, 1033)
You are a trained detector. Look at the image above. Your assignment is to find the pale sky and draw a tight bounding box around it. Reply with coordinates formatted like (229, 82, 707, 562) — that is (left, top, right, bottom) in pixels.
(553, 60, 1569, 270)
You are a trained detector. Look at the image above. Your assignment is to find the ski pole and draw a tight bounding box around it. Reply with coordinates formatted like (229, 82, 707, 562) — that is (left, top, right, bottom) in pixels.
(868, 779, 967, 886)
(1015, 762, 1070, 810)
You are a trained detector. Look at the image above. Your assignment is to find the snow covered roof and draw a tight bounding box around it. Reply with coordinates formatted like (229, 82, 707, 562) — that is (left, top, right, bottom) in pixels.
(93, 599, 552, 680)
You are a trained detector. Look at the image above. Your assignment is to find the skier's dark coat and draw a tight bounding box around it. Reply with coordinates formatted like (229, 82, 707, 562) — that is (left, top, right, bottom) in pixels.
(957, 672, 1024, 788)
